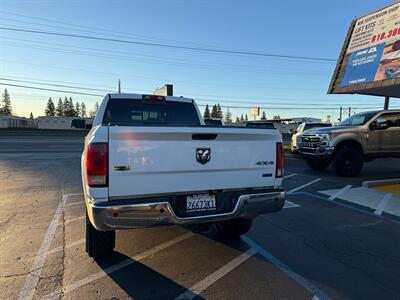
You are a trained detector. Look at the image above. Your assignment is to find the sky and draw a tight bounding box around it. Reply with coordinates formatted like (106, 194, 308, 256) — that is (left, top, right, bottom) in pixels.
(0, 0, 399, 120)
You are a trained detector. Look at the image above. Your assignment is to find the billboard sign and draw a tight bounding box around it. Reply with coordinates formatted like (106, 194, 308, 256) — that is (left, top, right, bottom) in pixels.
(250, 107, 260, 117)
(329, 2, 400, 97)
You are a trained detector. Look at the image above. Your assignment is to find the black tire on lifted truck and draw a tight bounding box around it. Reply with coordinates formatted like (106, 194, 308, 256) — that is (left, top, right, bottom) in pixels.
(333, 147, 364, 177)
(86, 212, 115, 259)
(216, 218, 253, 239)
(306, 157, 331, 170)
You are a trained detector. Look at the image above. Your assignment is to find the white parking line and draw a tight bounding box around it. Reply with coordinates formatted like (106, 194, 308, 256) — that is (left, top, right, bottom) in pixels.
(41, 232, 194, 299)
(64, 201, 84, 207)
(374, 193, 392, 216)
(287, 178, 321, 195)
(328, 185, 352, 201)
(284, 173, 298, 179)
(19, 194, 69, 300)
(64, 216, 85, 225)
(284, 200, 300, 208)
(47, 238, 85, 255)
(174, 248, 257, 300)
(242, 236, 332, 300)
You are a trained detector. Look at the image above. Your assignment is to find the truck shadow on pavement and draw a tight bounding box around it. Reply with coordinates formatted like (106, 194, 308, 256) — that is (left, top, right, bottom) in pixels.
(95, 251, 205, 300)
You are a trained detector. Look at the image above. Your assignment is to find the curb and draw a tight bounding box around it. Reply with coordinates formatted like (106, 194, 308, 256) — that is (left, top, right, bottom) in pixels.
(362, 178, 400, 188)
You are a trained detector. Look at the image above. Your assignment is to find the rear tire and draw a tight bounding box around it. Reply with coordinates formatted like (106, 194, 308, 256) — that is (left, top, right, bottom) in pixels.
(305, 157, 331, 170)
(333, 148, 363, 177)
(86, 212, 115, 259)
(216, 218, 253, 239)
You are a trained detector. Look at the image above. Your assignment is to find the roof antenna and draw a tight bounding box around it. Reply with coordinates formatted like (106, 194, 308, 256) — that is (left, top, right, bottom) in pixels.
(118, 79, 121, 93)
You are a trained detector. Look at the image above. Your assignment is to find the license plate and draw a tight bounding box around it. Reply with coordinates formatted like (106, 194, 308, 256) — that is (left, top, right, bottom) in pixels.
(186, 194, 216, 213)
(301, 142, 314, 148)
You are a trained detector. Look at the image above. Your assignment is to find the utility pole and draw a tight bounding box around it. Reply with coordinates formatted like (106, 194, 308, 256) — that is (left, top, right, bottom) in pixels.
(339, 106, 343, 122)
(384, 96, 389, 110)
(118, 79, 121, 93)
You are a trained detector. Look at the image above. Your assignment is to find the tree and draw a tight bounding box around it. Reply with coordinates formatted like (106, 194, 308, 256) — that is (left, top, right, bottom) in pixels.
(75, 102, 81, 117)
(261, 111, 267, 120)
(273, 115, 281, 120)
(90, 101, 99, 117)
(235, 116, 240, 123)
(245, 114, 248, 121)
(240, 114, 244, 122)
(81, 102, 87, 117)
(30, 112, 34, 119)
(203, 104, 211, 118)
(45, 98, 55, 116)
(217, 103, 223, 118)
(63, 97, 69, 116)
(68, 97, 75, 117)
(0, 89, 12, 116)
(211, 105, 218, 118)
(224, 108, 232, 123)
(56, 98, 63, 116)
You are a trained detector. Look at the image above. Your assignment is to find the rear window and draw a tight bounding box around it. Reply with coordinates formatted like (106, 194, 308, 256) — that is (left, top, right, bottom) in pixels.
(102, 98, 200, 126)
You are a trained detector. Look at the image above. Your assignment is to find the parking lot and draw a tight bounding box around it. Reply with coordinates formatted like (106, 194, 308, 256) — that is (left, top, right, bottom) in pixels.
(1, 132, 400, 300)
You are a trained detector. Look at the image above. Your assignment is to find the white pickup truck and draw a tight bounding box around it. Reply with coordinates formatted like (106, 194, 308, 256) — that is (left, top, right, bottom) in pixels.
(82, 93, 286, 258)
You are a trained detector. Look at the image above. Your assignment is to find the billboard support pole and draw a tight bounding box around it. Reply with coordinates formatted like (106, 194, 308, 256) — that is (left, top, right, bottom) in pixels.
(339, 106, 343, 122)
(384, 96, 390, 110)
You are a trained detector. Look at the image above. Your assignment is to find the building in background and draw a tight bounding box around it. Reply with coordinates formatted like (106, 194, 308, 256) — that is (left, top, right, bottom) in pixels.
(0, 115, 37, 129)
(37, 116, 93, 130)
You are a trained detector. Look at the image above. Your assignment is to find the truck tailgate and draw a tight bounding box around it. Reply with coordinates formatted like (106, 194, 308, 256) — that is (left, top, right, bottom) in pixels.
(108, 126, 279, 198)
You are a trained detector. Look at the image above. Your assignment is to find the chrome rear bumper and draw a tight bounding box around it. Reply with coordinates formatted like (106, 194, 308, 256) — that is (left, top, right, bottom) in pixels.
(87, 189, 285, 231)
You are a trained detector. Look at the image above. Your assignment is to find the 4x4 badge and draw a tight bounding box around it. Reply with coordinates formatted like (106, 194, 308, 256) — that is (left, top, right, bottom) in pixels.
(196, 148, 211, 165)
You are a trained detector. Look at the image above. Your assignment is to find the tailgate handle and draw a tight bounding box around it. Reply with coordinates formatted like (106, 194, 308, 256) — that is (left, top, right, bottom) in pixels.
(113, 166, 130, 171)
(192, 134, 217, 140)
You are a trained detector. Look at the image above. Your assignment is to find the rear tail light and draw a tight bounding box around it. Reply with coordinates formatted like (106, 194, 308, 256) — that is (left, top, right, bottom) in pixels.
(86, 143, 108, 187)
(276, 142, 285, 178)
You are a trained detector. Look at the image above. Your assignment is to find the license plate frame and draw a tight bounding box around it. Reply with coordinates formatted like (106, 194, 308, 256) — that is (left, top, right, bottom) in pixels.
(186, 194, 216, 213)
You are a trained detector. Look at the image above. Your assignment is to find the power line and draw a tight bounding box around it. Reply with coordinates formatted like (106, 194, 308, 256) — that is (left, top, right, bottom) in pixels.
(0, 77, 385, 107)
(1, 82, 398, 111)
(0, 26, 337, 62)
(0, 36, 332, 75)
(1, 59, 328, 91)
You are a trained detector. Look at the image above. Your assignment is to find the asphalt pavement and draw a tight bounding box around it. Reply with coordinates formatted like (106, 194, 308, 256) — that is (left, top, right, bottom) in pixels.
(1, 132, 400, 300)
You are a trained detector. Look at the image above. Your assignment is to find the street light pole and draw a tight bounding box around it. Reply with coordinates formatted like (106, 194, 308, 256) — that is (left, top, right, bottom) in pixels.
(384, 96, 390, 110)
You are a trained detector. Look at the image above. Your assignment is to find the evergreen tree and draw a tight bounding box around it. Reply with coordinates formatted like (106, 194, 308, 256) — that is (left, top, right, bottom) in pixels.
(224, 108, 232, 123)
(203, 104, 211, 118)
(217, 103, 223, 118)
(68, 97, 75, 117)
(90, 101, 99, 117)
(45, 97, 55, 116)
(211, 104, 218, 118)
(235, 116, 240, 123)
(75, 102, 81, 117)
(245, 114, 248, 121)
(240, 114, 244, 122)
(30, 112, 34, 119)
(63, 97, 69, 116)
(80, 102, 87, 117)
(0, 89, 12, 116)
(261, 111, 267, 120)
(56, 98, 64, 116)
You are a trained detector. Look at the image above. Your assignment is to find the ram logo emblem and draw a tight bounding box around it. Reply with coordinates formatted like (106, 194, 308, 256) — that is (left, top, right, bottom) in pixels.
(196, 148, 211, 165)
